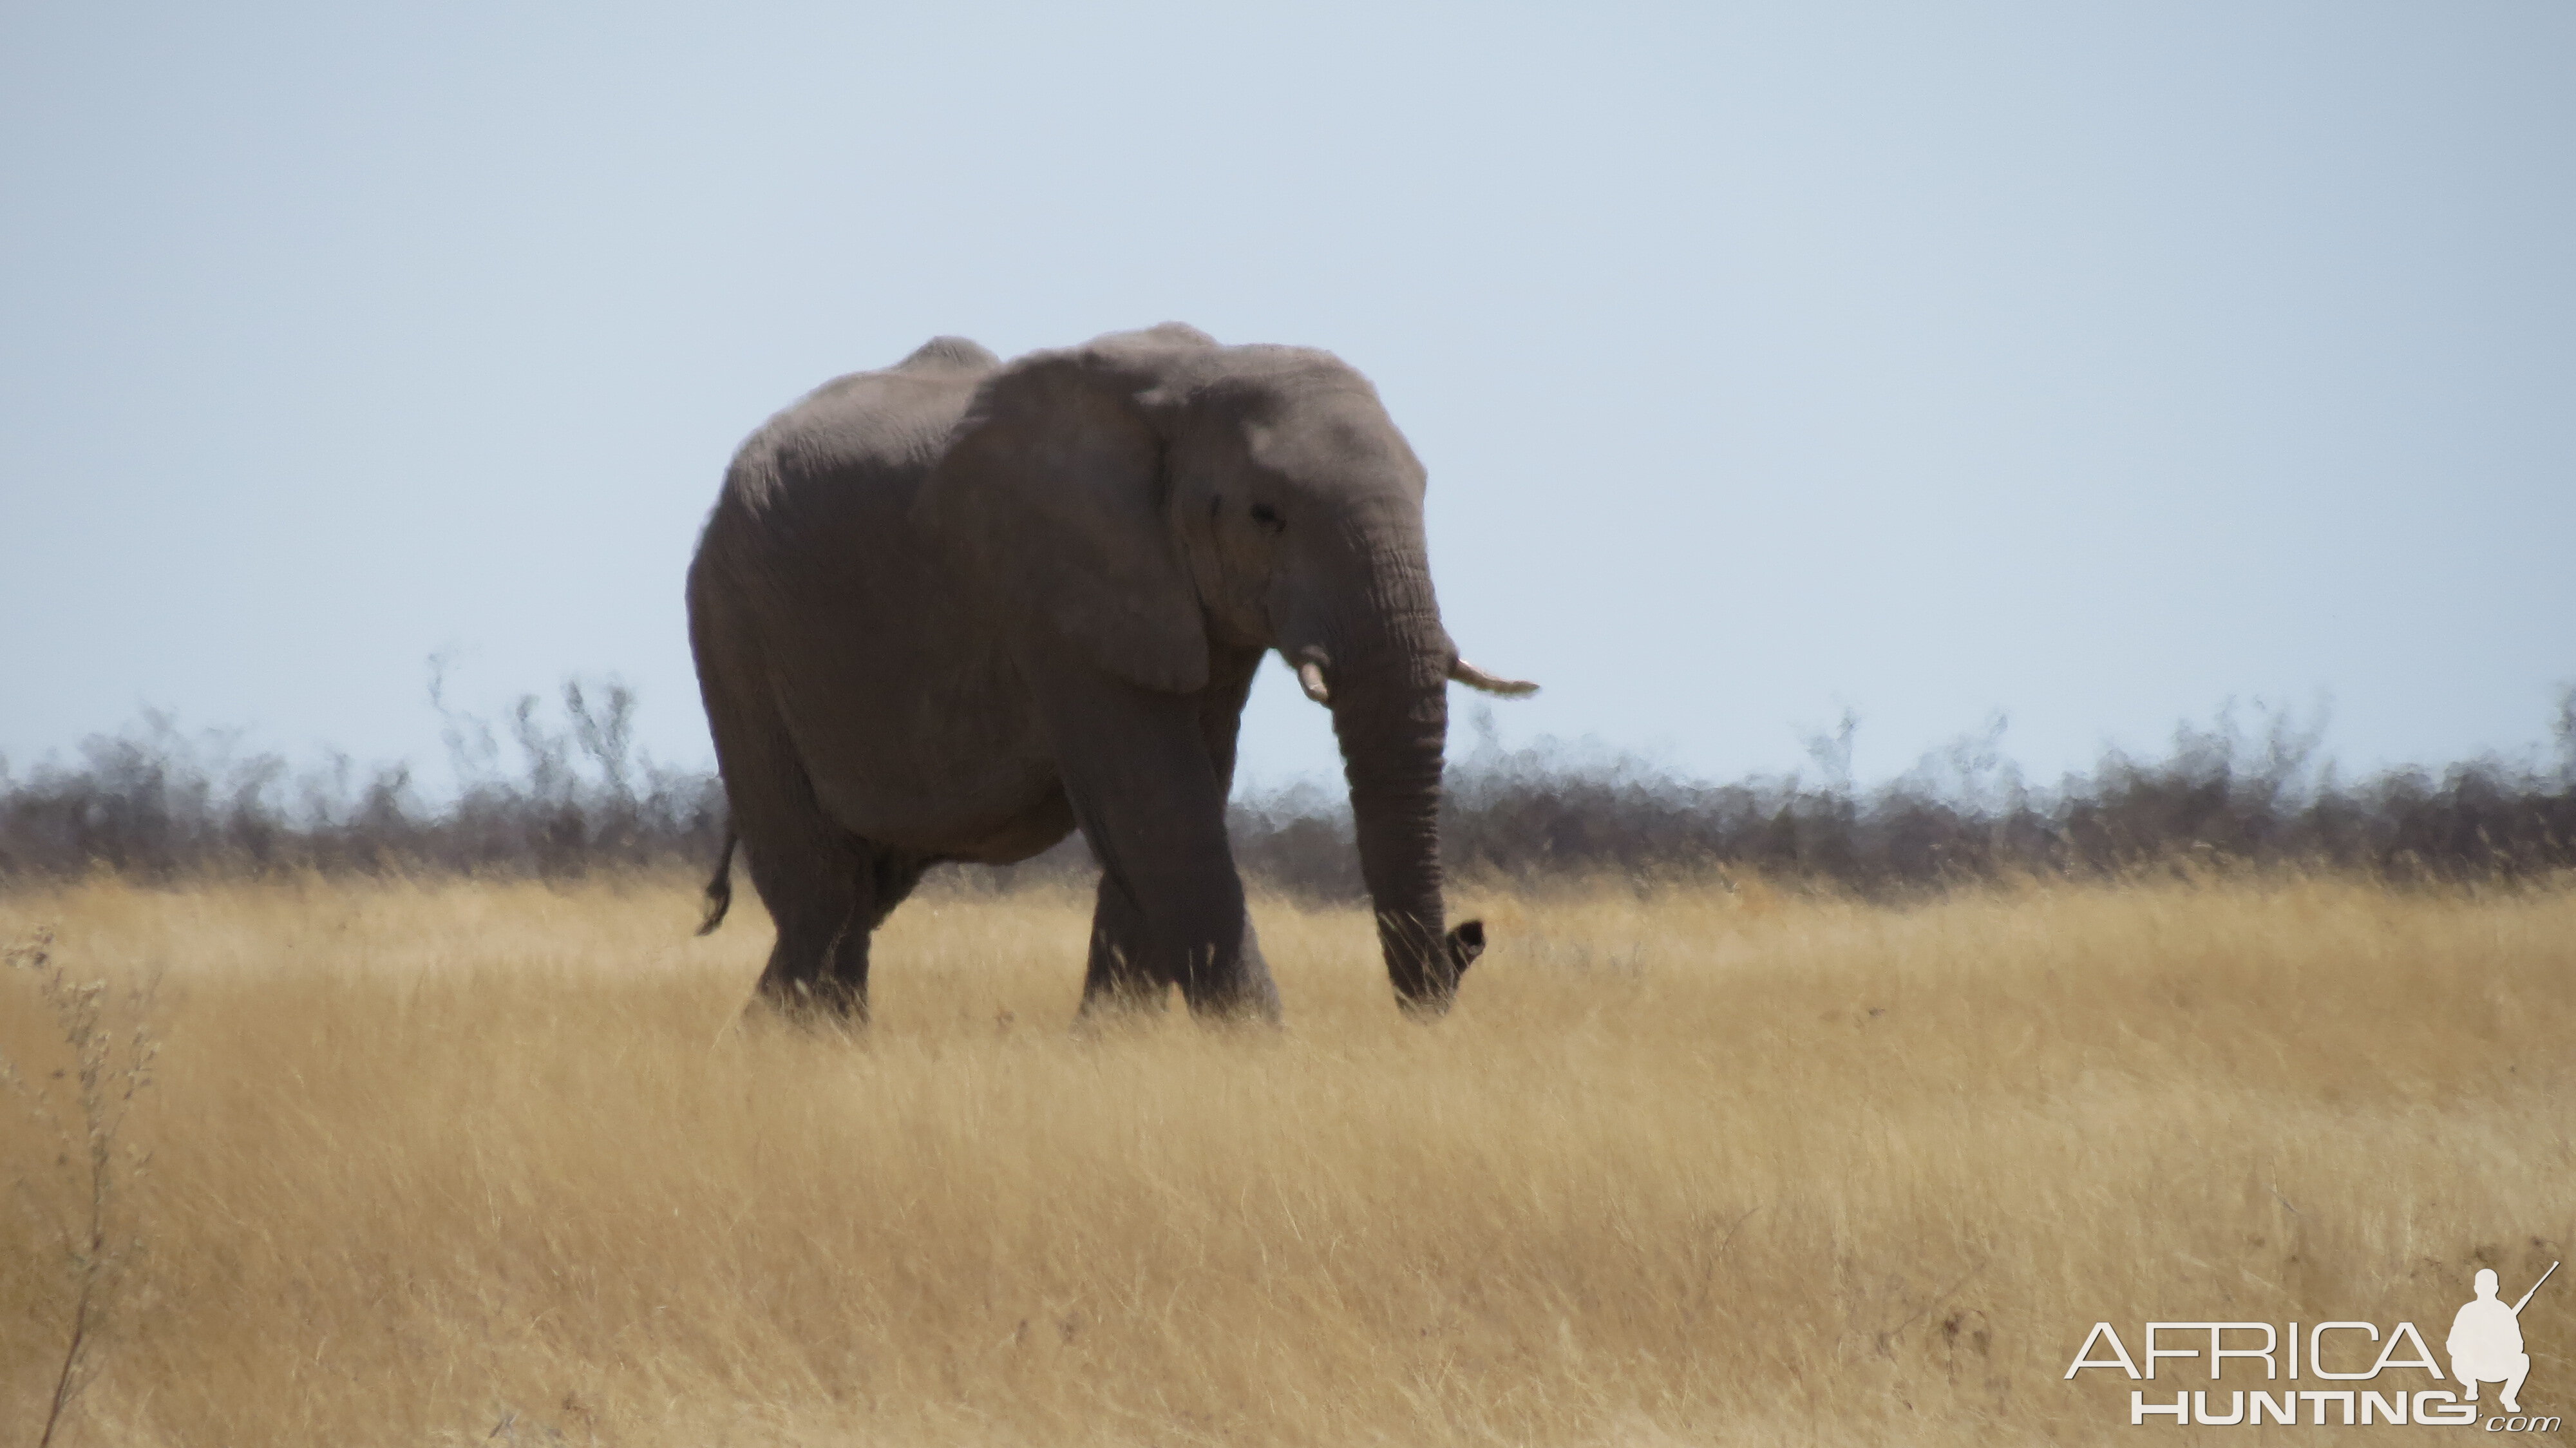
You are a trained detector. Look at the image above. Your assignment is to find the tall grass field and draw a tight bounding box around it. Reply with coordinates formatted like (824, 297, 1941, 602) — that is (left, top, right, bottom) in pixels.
(4, 873, 2570, 1444)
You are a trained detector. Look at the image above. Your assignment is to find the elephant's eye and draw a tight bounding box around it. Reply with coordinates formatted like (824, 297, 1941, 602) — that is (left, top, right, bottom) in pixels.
(1249, 503, 1285, 535)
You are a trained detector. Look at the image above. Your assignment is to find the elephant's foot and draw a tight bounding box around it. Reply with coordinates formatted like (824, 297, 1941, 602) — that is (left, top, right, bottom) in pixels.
(1076, 968, 1281, 1029)
(1171, 940, 1283, 1026)
(749, 974, 869, 1029)
(1070, 982, 1176, 1042)
(1076, 978, 1172, 1018)
(1182, 973, 1282, 1027)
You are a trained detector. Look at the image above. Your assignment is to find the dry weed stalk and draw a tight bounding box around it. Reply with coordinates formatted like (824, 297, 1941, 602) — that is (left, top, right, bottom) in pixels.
(3, 926, 158, 1448)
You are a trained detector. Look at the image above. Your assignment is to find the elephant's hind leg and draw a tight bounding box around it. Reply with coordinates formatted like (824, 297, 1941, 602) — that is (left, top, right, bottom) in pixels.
(698, 632, 885, 1020)
(747, 842, 873, 1021)
(743, 832, 929, 1022)
(865, 850, 933, 930)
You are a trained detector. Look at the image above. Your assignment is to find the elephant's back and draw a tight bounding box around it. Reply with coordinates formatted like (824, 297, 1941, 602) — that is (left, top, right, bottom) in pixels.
(688, 345, 1053, 850)
(714, 354, 991, 530)
(694, 349, 996, 639)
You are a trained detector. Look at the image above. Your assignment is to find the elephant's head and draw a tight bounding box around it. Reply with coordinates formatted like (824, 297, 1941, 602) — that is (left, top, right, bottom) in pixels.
(916, 324, 1535, 1015)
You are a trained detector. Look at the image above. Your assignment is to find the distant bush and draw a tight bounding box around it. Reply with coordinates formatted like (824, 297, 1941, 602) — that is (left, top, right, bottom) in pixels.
(3, 680, 2570, 896)
(0, 680, 725, 883)
(1421, 698, 2576, 896)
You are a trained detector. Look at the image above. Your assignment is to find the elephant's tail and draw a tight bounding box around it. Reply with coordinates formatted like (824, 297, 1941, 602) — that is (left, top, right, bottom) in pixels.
(696, 827, 738, 936)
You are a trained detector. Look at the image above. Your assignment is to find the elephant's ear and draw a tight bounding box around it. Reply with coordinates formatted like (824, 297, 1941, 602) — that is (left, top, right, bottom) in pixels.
(915, 350, 1209, 694)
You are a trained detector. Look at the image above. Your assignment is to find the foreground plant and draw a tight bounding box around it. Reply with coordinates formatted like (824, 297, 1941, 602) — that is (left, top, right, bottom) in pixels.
(3, 927, 157, 1448)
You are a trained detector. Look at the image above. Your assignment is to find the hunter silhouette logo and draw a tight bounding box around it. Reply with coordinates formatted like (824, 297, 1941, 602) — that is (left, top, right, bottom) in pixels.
(2453, 1262, 2555, 1415)
(2066, 1261, 2559, 1429)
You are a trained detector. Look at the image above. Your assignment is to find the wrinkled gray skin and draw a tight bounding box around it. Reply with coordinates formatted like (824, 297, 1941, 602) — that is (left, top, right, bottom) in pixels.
(688, 324, 1532, 1024)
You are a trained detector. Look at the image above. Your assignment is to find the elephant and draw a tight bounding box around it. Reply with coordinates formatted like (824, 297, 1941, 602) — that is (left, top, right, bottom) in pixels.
(686, 323, 1536, 1024)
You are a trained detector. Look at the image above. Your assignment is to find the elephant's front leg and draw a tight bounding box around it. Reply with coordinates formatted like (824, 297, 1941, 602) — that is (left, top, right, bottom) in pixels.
(1081, 871, 1159, 1010)
(1080, 868, 1279, 1018)
(1025, 660, 1280, 1024)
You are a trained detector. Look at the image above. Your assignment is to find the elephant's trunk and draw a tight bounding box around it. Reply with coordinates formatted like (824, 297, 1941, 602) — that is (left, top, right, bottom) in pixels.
(1319, 534, 1460, 1015)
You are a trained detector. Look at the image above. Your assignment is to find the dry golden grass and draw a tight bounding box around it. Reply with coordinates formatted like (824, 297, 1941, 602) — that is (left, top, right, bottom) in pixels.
(3, 871, 2571, 1445)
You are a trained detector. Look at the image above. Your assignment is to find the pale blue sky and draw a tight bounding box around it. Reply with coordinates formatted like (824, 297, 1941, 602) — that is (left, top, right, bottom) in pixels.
(5, 3, 2570, 793)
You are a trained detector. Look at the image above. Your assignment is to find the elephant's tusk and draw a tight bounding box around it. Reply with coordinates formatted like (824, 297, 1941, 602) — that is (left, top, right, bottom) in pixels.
(1296, 660, 1332, 705)
(1449, 658, 1540, 697)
